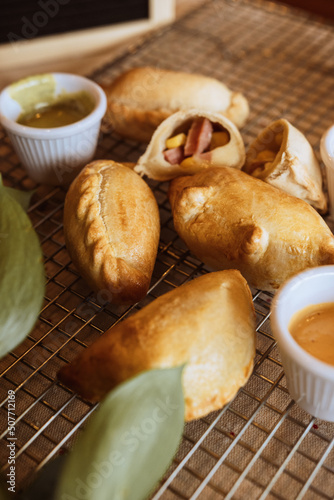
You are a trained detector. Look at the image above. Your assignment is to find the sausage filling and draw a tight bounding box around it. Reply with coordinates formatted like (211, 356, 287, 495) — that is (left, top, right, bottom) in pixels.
(163, 117, 230, 167)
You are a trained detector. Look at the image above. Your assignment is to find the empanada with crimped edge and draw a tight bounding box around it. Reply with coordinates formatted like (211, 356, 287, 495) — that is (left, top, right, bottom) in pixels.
(168, 167, 334, 292)
(58, 270, 256, 421)
(63, 160, 160, 304)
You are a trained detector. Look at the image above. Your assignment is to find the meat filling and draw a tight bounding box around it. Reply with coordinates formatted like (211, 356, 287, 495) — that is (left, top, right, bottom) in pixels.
(163, 117, 230, 166)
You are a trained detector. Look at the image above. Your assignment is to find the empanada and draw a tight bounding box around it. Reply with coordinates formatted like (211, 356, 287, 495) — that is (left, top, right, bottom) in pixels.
(169, 167, 334, 292)
(58, 270, 256, 421)
(63, 160, 160, 304)
(135, 110, 245, 181)
(243, 119, 327, 213)
(104, 67, 249, 143)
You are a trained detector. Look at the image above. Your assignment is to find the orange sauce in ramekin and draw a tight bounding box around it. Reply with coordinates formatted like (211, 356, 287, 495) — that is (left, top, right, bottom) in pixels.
(289, 302, 334, 366)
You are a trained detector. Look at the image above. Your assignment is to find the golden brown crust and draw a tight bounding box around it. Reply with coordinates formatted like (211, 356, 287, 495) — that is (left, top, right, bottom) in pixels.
(63, 160, 160, 304)
(168, 167, 334, 292)
(135, 109, 246, 181)
(243, 119, 327, 213)
(58, 270, 256, 421)
(106, 100, 171, 144)
(104, 67, 249, 142)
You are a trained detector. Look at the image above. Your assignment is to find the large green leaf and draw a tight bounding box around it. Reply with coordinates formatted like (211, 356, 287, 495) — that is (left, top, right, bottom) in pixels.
(0, 180, 45, 358)
(56, 367, 185, 500)
(0, 174, 35, 211)
(4, 186, 35, 211)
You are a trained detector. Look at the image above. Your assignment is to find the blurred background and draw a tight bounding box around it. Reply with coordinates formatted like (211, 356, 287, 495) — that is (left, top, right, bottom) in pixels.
(0, 0, 333, 88)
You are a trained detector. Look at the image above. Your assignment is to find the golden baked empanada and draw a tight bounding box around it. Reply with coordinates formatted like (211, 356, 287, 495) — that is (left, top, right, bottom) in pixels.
(168, 167, 334, 292)
(58, 270, 256, 421)
(63, 160, 160, 304)
(243, 119, 327, 213)
(135, 110, 245, 181)
(104, 67, 249, 143)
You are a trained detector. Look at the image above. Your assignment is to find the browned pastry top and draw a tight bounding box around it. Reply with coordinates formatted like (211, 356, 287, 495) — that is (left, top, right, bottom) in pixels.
(58, 270, 256, 421)
(168, 166, 334, 292)
(63, 160, 160, 304)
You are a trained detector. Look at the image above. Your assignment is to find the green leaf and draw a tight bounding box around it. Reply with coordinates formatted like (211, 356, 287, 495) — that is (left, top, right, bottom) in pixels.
(0, 183, 45, 358)
(56, 367, 185, 500)
(4, 186, 35, 211)
(0, 175, 34, 211)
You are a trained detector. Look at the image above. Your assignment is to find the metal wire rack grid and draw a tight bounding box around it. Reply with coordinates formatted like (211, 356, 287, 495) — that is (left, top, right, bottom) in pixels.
(1, 0, 334, 498)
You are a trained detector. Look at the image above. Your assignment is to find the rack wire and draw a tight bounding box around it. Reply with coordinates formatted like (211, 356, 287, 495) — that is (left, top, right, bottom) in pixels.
(1, 0, 334, 498)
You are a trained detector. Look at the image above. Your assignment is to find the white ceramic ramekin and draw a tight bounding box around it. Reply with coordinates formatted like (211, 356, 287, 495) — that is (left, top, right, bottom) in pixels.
(321, 124, 334, 220)
(271, 266, 334, 421)
(0, 73, 107, 186)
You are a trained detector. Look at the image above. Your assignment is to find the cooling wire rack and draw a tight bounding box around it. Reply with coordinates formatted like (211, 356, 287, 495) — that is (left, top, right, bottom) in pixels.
(1, 0, 334, 498)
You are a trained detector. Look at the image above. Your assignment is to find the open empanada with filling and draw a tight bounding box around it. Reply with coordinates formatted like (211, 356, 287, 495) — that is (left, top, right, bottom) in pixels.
(135, 109, 245, 181)
(243, 119, 327, 213)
